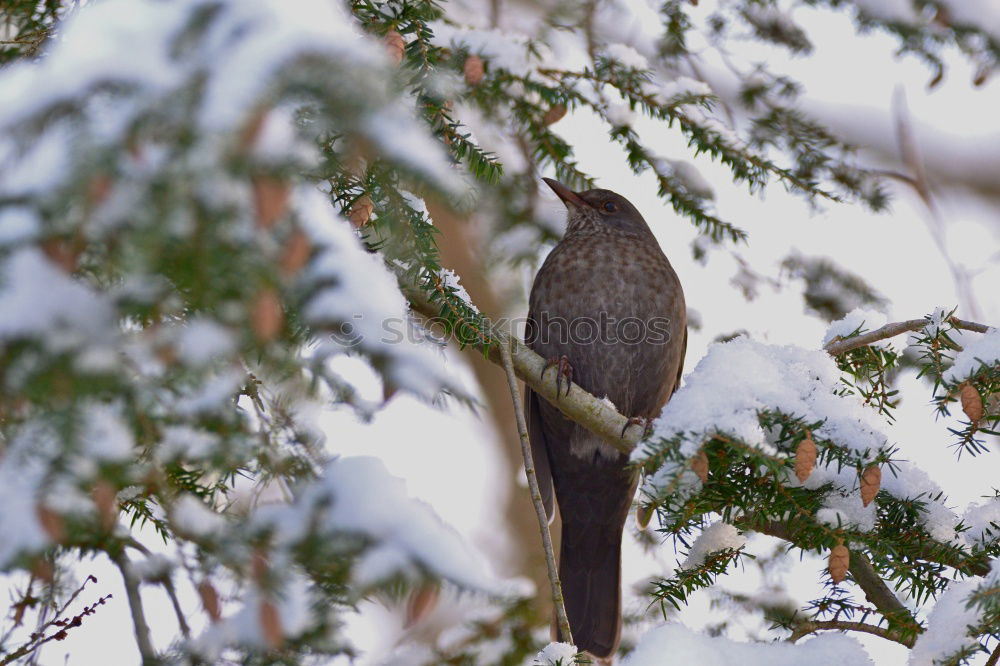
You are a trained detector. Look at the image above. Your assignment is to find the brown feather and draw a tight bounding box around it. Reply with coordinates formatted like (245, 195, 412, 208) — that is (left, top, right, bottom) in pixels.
(528, 182, 687, 657)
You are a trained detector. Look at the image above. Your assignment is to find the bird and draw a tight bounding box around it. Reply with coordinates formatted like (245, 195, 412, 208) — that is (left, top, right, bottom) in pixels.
(525, 178, 687, 659)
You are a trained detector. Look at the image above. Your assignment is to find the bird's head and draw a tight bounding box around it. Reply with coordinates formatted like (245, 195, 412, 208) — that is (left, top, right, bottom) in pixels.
(542, 178, 651, 236)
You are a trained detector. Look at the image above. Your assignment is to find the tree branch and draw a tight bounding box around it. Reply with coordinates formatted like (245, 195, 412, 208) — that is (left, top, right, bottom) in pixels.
(497, 333, 573, 645)
(405, 283, 640, 455)
(111, 550, 156, 665)
(753, 521, 920, 632)
(824, 316, 991, 356)
(125, 538, 190, 639)
(846, 550, 914, 626)
(986, 641, 1000, 666)
(789, 619, 915, 648)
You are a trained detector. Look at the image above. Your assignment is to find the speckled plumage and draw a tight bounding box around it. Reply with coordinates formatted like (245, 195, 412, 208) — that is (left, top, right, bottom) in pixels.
(526, 181, 686, 659)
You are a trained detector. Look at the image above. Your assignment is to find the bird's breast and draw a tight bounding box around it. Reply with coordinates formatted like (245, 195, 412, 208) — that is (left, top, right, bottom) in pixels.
(528, 231, 685, 419)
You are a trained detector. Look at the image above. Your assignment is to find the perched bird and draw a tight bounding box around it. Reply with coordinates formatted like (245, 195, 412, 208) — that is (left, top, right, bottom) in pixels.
(525, 178, 687, 659)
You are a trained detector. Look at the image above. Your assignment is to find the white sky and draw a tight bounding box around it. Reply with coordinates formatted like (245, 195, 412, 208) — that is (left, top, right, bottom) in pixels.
(8, 1, 1000, 664)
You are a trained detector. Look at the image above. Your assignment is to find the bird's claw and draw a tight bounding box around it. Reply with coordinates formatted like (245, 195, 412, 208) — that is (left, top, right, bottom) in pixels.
(621, 416, 653, 439)
(541, 355, 574, 399)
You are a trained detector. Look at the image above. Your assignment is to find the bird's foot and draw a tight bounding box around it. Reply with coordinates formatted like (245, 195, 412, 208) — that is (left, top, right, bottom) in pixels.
(541, 355, 574, 398)
(621, 415, 654, 439)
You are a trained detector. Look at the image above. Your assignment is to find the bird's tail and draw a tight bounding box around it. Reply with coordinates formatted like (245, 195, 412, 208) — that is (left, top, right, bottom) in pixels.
(557, 519, 623, 659)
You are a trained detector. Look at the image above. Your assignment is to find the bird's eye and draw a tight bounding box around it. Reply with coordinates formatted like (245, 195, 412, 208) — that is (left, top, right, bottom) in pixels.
(602, 201, 617, 213)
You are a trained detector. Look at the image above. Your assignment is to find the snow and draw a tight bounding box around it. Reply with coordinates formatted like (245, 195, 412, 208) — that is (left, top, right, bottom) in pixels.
(171, 493, 227, 538)
(0, 0, 456, 198)
(158, 426, 221, 462)
(175, 318, 235, 366)
(681, 522, 746, 569)
(0, 248, 115, 349)
(624, 623, 874, 665)
(440, 268, 478, 312)
(942, 326, 1000, 384)
(823, 308, 889, 347)
(909, 578, 980, 666)
(922, 307, 950, 338)
(605, 102, 636, 128)
(962, 497, 1000, 545)
(430, 23, 552, 79)
(0, 455, 51, 567)
(639, 337, 967, 543)
(450, 101, 528, 173)
(128, 554, 173, 582)
(196, 0, 381, 130)
(816, 491, 877, 532)
(249, 106, 313, 165)
(0, 206, 39, 245)
(656, 159, 715, 200)
(296, 186, 455, 399)
(174, 368, 245, 416)
(252, 456, 501, 594)
(0, 1, 182, 131)
(190, 570, 314, 660)
(604, 43, 649, 70)
(365, 105, 457, 188)
(648, 76, 713, 105)
(592, 0, 664, 60)
(642, 337, 890, 458)
(534, 642, 578, 665)
(80, 403, 135, 462)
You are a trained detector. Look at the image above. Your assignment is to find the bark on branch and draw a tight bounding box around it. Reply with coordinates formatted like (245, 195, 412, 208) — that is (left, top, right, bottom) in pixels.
(405, 284, 640, 455)
(789, 619, 915, 648)
(823, 316, 990, 356)
(754, 521, 921, 632)
(111, 550, 157, 665)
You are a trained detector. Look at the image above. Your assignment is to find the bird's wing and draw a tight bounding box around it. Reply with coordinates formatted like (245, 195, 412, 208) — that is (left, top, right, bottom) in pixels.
(525, 388, 555, 523)
(671, 325, 687, 397)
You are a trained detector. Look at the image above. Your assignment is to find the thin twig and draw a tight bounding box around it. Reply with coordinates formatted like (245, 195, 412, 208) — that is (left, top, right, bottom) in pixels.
(125, 538, 190, 639)
(1, 574, 103, 665)
(497, 332, 574, 645)
(0, 592, 113, 666)
(111, 550, 156, 665)
(824, 316, 991, 356)
(788, 619, 915, 648)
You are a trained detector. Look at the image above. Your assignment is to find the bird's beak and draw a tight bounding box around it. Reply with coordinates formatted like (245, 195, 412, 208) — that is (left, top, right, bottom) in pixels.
(542, 177, 587, 209)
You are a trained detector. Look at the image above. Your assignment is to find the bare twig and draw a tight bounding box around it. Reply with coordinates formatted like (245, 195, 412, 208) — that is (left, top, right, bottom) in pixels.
(125, 538, 190, 639)
(824, 316, 991, 356)
(111, 550, 156, 665)
(497, 333, 574, 645)
(789, 619, 915, 648)
(0, 575, 111, 666)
